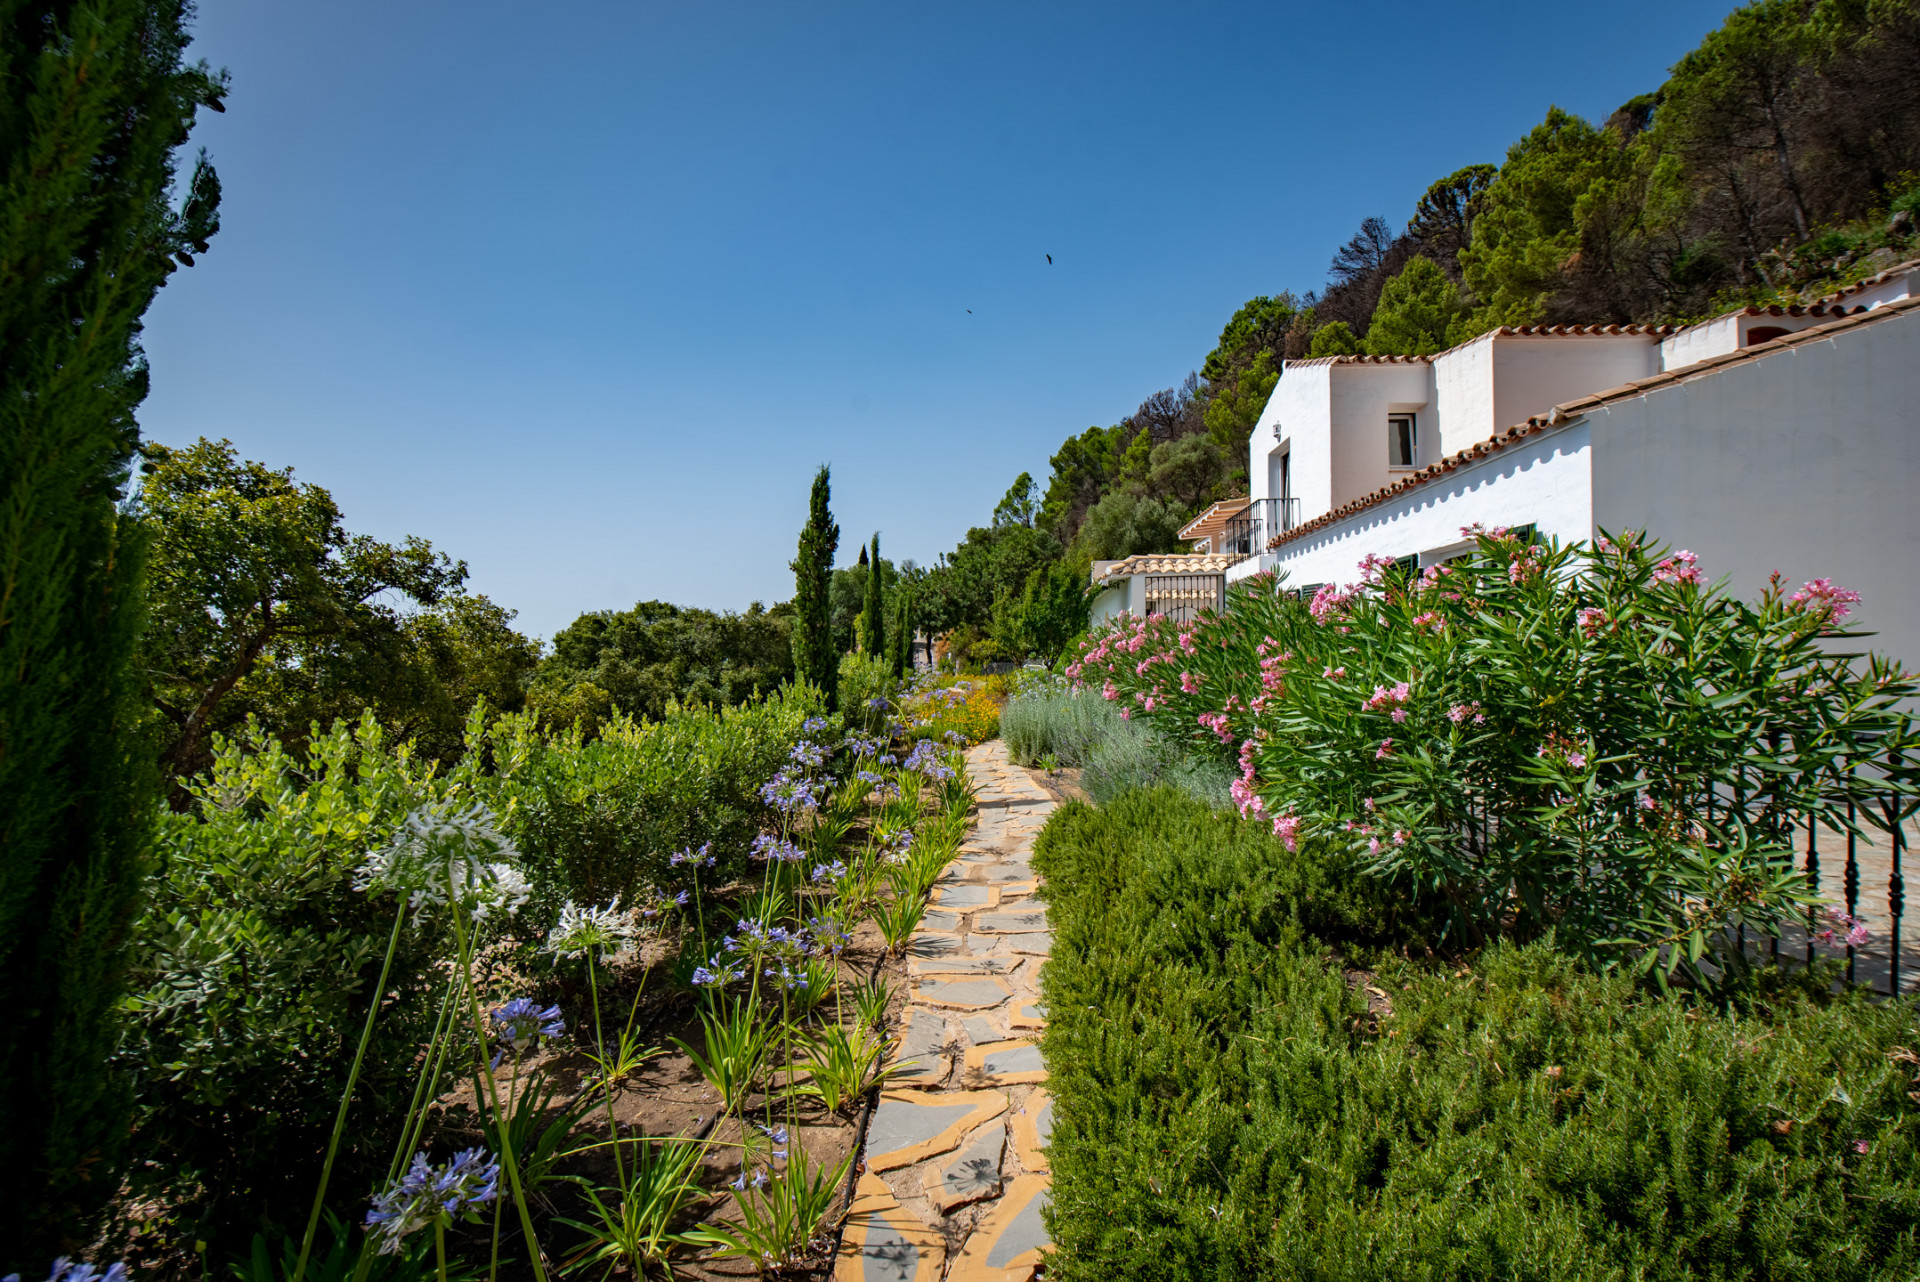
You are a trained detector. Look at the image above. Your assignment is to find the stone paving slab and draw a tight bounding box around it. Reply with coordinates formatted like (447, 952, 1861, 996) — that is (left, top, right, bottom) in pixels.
(965, 1039, 1048, 1085)
(948, 1174, 1053, 1281)
(911, 976, 1013, 1009)
(865, 1089, 1009, 1171)
(837, 1174, 947, 1282)
(922, 1121, 1006, 1212)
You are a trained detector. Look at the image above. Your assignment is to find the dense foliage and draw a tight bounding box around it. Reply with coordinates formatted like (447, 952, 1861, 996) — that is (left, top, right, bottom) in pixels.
(1068, 531, 1918, 980)
(789, 466, 840, 706)
(1034, 790, 1920, 1281)
(138, 439, 523, 775)
(529, 598, 792, 729)
(0, 0, 224, 1258)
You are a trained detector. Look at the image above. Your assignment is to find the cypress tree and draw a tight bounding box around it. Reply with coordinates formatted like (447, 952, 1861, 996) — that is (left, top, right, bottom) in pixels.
(790, 466, 839, 707)
(0, 0, 224, 1259)
(888, 586, 913, 678)
(860, 533, 885, 658)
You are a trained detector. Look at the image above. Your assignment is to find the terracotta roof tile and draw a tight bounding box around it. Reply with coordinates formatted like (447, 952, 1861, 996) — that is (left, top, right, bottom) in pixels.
(1176, 497, 1251, 542)
(1266, 294, 1920, 554)
(1812, 257, 1920, 305)
(1095, 552, 1237, 585)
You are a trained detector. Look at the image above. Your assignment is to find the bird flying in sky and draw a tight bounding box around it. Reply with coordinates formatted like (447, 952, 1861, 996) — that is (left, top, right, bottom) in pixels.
(1046, 254, 1052, 264)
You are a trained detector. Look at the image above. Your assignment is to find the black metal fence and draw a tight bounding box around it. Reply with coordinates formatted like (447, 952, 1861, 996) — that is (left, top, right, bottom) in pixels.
(1784, 803, 1911, 995)
(1142, 574, 1225, 626)
(1221, 497, 1302, 563)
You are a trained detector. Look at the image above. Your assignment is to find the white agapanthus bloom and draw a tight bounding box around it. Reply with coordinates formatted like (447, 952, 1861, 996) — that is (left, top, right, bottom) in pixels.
(544, 896, 640, 962)
(356, 802, 529, 921)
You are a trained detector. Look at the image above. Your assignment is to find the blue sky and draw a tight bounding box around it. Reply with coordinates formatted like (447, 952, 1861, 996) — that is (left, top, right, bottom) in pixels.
(139, 0, 1737, 642)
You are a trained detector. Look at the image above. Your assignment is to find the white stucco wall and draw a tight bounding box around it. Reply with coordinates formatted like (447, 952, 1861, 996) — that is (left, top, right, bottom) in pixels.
(1258, 363, 1332, 516)
(1849, 266, 1916, 311)
(1493, 335, 1659, 429)
(1660, 311, 1838, 370)
(1432, 334, 1495, 457)
(1590, 302, 1920, 669)
(1329, 362, 1432, 509)
(1264, 423, 1594, 591)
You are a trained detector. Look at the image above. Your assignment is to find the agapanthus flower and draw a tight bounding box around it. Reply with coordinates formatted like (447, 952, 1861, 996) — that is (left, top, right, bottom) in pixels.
(5, 1259, 130, 1282)
(728, 1167, 769, 1191)
(637, 887, 690, 920)
(365, 1149, 500, 1254)
(355, 802, 529, 922)
(669, 842, 716, 868)
(545, 897, 639, 961)
(758, 769, 819, 814)
(750, 834, 806, 863)
(489, 997, 564, 1050)
(809, 915, 852, 954)
(789, 740, 829, 768)
(691, 953, 746, 987)
(811, 861, 847, 884)
(801, 716, 829, 733)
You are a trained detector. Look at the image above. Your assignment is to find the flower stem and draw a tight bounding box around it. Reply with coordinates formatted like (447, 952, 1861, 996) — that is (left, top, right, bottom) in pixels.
(294, 896, 408, 1282)
(453, 910, 549, 1282)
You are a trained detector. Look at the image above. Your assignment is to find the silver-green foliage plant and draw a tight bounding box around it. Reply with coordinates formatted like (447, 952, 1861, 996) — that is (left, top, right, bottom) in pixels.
(1068, 530, 1920, 983)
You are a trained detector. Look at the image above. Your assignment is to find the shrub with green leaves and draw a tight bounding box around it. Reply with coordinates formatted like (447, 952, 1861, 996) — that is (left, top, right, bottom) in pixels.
(1001, 687, 1232, 809)
(1068, 530, 1920, 979)
(123, 714, 465, 1249)
(479, 683, 825, 926)
(1034, 790, 1920, 1281)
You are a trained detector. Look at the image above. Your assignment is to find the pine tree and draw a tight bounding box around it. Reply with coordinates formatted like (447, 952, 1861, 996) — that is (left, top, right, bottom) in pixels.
(0, 0, 224, 1259)
(860, 533, 885, 659)
(790, 466, 839, 707)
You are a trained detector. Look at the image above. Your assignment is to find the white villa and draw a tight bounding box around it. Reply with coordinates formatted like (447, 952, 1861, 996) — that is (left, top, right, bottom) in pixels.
(1094, 258, 1920, 666)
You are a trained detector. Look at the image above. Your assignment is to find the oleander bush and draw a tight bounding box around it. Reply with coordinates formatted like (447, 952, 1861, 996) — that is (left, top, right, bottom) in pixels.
(1034, 790, 1920, 1282)
(1068, 529, 1920, 981)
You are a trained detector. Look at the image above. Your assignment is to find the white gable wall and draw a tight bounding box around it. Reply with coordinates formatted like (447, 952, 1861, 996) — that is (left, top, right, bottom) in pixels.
(1493, 335, 1659, 427)
(1256, 363, 1330, 516)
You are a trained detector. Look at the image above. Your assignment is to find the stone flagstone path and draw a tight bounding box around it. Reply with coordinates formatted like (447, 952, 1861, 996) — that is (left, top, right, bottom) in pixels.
(838, 740, 1057, 1282)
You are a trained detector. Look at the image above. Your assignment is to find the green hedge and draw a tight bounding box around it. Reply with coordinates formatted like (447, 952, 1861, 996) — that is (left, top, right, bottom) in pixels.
(1032, 790, 1920, 1281)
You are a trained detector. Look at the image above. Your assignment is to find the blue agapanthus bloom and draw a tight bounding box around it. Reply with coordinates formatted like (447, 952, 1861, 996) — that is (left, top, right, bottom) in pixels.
(808, 914, 852, 954)
(801, 716, 829, 733)
(789, 740, 830, 768)
(867, 696, 891, 710)
(4, 1259, 130, 1282)
(728, 1167, 768, 1191)
(365, 1148, 500, 1254)
(750, 834, 806, 864)
(489, 998, 563, 1049)
(669, 842, 715, 868)
(758, 769, 818, 814)
(811, 860, 847, 884)
(691, 953, 746, 987)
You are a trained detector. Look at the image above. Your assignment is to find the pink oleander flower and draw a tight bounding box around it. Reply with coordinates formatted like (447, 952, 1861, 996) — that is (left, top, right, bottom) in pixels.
(1358, 553, 1394, 585)
(1309, 582, 1358, 625)
(1323, 665, 1345, 681)
(1446, 702, 1482, 724)
(1854, 1140, 1871, 1155)
(1180, 671, 1202, 693)
(1576, 606, 1607, 638)
(1391, 708, 1407, 723)
(1363, 797, 1375, 812)
(1368, 836, 1382, 855)
(1392, 829, 1407, 846)
(1196, 711, 1233, 743)
(1362, 682, 1411, 715)
(1652, 549, 1702, 586)
(1639, 793, 1658, 810)
(1411, 611, 1443, 630)
(1273, 812, 1299, 851)
(1375, 739, 1393, 759)
(1102, 681, 1117, 701)
(1815, 907, 1871, 949)
(1179, 631, 1196, 653)
(1789, 578, 1861, 622)
(1119, 707, 1131, 720)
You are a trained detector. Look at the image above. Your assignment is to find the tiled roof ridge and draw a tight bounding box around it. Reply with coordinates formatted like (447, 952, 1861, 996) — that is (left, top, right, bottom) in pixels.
(1287, 323, 1680, 372)
(1812, 256, 1920, 305)
(1097, 552, 1238, 584)
(1267, 293, 1920, 554)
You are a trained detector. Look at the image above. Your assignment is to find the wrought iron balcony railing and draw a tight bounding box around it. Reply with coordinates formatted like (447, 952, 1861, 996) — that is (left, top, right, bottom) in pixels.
(1220, 497, 1302, 563)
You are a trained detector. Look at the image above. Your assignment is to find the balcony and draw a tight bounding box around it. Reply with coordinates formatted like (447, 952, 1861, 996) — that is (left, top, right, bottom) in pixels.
(1220, 497, 1301, 564)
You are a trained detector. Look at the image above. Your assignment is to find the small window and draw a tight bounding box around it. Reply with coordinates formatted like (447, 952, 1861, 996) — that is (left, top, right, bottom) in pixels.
(1389, 413, 1418, 468)
(1746, 325, 1791, 346)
